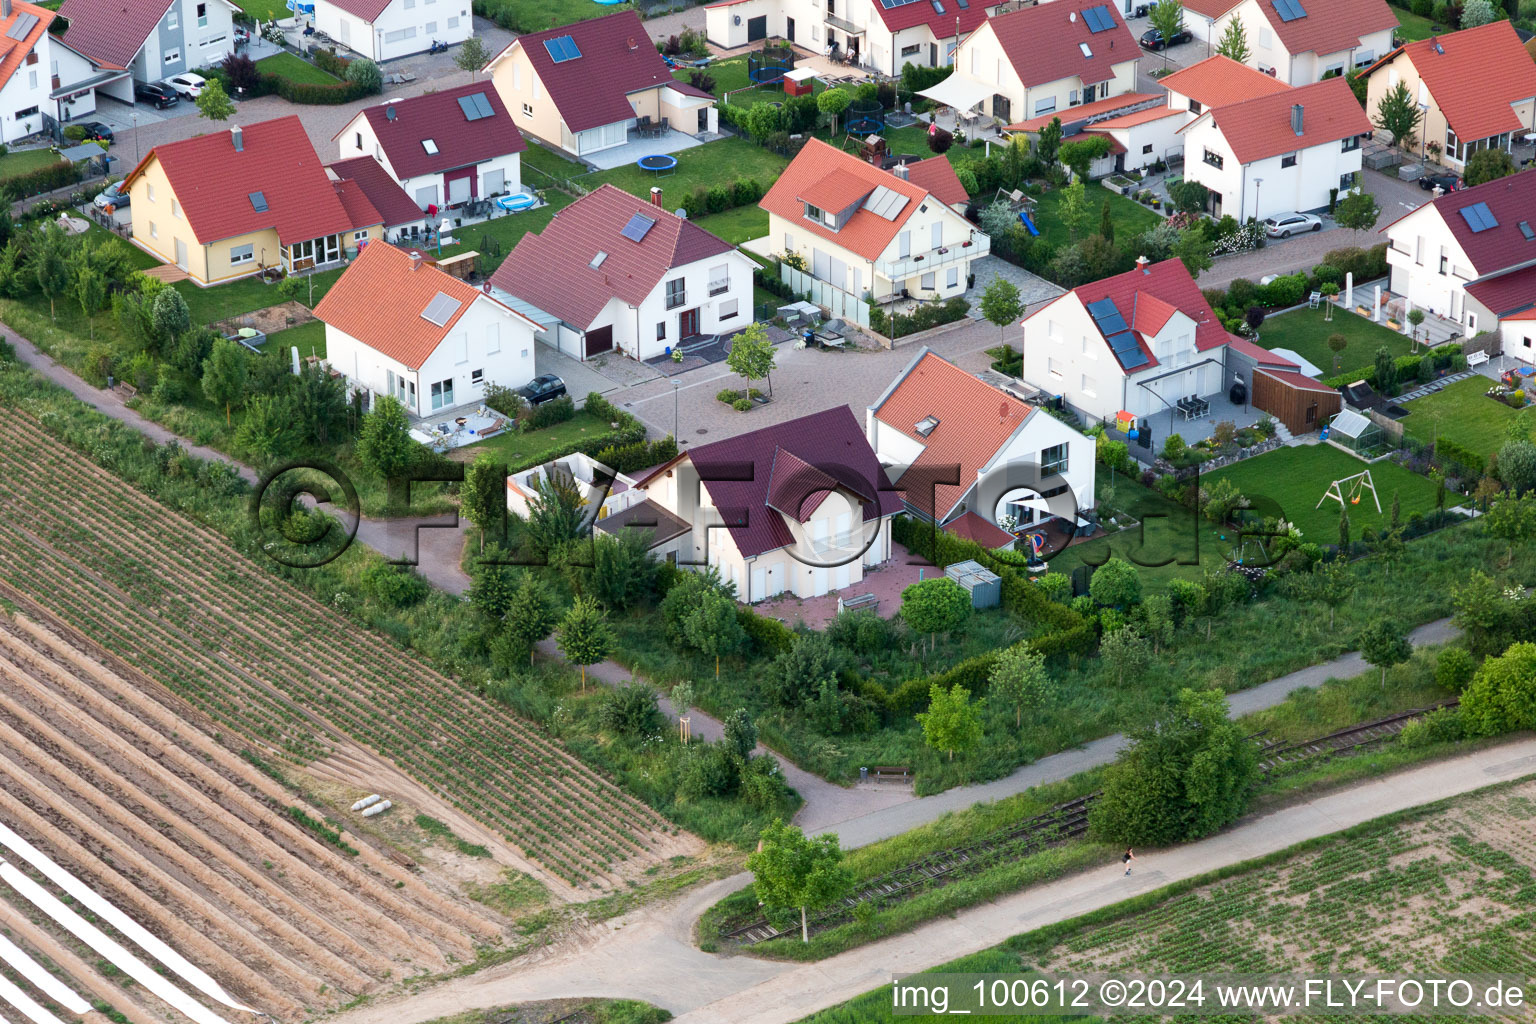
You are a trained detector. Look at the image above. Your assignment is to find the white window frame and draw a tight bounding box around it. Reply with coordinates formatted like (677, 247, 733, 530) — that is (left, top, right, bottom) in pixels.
(230, 243, 254, 265)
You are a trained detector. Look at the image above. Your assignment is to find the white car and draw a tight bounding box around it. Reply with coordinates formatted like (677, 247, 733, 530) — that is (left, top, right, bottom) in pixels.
(1263, 211, 1323, 238)
(164, 72, 207, 98)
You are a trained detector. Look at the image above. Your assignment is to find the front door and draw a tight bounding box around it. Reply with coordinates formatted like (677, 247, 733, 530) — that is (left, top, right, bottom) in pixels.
(786, 16, 795, 40)
(338, 17, 349, 44)
(747, 14, 767, 40)
(750, 566, 765, 602)
(174, 238, 188, 270)
(679, 308, 700, 339)
(992, 94, 1011, 121)
(929, 42, 937, 65)
(698, 107, 708, 133)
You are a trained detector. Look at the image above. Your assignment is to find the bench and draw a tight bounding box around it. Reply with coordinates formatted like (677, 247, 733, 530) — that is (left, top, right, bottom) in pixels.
(839, 593, 878, 613)
(1467, 350, 1489, 368)
(870, 766, 912, 784)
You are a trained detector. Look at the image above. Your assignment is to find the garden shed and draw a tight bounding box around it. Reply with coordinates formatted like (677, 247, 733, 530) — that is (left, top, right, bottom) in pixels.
(943, 559, 1000, 609)
(1324, 408, 1386, 457)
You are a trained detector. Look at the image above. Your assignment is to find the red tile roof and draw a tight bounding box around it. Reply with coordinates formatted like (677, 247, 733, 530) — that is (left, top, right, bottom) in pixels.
(760, 138, 933, 263)
(321, 0, 390, 23)
(904, 156, 969, 207)
(1059, 257, 1229, 374)
(328, 156, 425, 227)
(1007, 92, 1163, 132)
(870, 349, 1032, 520)
(943, 510, 1017, 549)
(0, 1, 55, 85)
(987, 0, 1139, 90)
(1256, 367, 1339, 393)
(656, 407, 899, 560)
(1160, 55, 1290, 109)
(1132, 292, 1178, 336)
(1180, 0, 1240, 16)
(1204, 76, 1370, 164)
(332, 179, 384, 232)
(1253, 0, 1395, 58)
(123, 116, 354, 247)
(489, 183, 736, 330)
(1466, 265, 1536, 319)
(1376, 22, 1536, 141)
(57, 0, 163, 69)
(1418, 171, 1536, 277)
(485, 11, 684, 134)
(801, 169, 881, 213)
(315, 242, 528, 370)
(343, 85, 526, 181)
(873, 0, 988, 41)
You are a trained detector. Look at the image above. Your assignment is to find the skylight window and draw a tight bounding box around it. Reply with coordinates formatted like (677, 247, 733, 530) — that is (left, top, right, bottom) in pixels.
(248, 191, 268, 212)
(1079, 41, 1093, 58)
(422, 139, 439, 154)
(1520, 221, 1534, 241)
(589, 251, 608, 268)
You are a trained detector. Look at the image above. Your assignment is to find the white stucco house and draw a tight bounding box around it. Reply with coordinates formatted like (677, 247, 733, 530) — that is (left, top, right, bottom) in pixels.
(867, 348, 1096, 545)
(1181, 73, 1370, 221)
(56, 0, 234, 97)
(489, 183, 755, 363)
(0, 0, 116, 143)
(1180, 0, 1395, 83)
(314, 241, 540, 416)
(310, 0, 470, 61)
(334, 83, 524, 213)
(613, 406, 901, 601)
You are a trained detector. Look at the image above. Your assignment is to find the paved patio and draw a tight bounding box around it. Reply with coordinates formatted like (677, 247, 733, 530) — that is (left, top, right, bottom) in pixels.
(753, 542, 928, 629)
(582, 128, 707, 172)
(964, 255, 1065, 318)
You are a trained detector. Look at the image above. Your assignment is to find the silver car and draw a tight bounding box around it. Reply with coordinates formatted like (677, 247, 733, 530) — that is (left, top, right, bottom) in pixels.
(1263, 211, 1323, 238)
(93, 181, 129, 210)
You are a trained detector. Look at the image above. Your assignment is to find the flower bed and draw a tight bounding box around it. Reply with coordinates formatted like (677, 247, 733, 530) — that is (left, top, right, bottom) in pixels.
(717, 386, 766, 411)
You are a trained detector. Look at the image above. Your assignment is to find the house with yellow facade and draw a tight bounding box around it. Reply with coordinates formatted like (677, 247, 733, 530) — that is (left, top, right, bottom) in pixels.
(121, 116, 383, 286)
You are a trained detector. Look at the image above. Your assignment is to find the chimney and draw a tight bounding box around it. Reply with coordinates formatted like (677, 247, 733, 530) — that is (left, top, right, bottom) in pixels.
(2, 0, 11, 19)
(1136, 255, 1150, 274)
(231, 124, 243, 152)
(650, 186, 663, 207)
(1291, 104, 1304, 136)
(894, 161, 909, 181)
(409, 250, 422, 270)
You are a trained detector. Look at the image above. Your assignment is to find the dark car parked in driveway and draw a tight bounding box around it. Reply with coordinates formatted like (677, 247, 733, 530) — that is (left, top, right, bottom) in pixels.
(135, 81, 180, 108)
(519, 374, 568, 405)
(72, 121, 114, 143)
(1419, 173, 1462, 192)
(1139, 25, 1192, 49)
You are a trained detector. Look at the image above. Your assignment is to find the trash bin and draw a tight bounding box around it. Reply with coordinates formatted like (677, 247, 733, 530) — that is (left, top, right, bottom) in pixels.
(859, 766, 868, 782)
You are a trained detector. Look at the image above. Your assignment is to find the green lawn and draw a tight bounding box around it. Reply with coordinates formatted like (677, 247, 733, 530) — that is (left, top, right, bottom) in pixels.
(1391, 6, 1440, 41)
(520, 142, 586, 186)
(264, 319, 326, 360)
(233, 0, 286, 19)
(690, 205, 768, 244)
(173, 267, 343, 328)
(257, 51, 340, 85)
(580, 135, 788, 208)
(453, 409, 616, 468)
(1257, 306, 1415, 377)
(1030, 180, 1163, 249)
(1206, 443, 1440, 543)
(695, 57, 833, 109)
(1047, 473, 1229, 590)
(1400, 375, 1536, 457)
(0, 147, 69, 181)
(84, 223, 161, 271)
(435, 190, 575, 273)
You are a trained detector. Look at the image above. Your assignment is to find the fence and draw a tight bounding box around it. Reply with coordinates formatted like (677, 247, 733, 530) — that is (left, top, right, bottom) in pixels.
(779, 264, 871, 328)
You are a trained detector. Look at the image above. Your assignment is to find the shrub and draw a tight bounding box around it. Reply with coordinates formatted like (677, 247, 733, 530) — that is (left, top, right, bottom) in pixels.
(484, 382, 526, 419)
(1260, 273, 1307, 308)
(599, 682, 663, 738)
(526, 395, 574, 429)
(1460, 642, 1536, 735)
(1434, 647, 1475, 691)
(1, 160, 81, 202)
(732, 397, 753, 412)
(361, 562, 429, 607)
(1089, 557, 1141, 608)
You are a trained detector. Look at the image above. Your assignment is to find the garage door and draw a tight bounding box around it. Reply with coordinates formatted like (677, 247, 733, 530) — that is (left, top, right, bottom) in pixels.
(584, 325, 614, 357)
(747, 15, 767, 40)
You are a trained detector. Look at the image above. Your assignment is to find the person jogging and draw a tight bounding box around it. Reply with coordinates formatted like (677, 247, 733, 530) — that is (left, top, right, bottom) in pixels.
(1122, 848, 1136, 875)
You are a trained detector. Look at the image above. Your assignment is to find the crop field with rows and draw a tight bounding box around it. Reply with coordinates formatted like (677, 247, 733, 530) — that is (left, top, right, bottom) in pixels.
(0, 407, 697, 892)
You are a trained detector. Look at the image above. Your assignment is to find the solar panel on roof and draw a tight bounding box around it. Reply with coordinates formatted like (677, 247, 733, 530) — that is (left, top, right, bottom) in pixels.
(956, 0, 968, 8)
(1085, 298, 1118, 318)
(878, 0, 922, 10)
(6, 12, 38, 39)
(458, 96, 482, 121)
(1083, 5, 1115, 31)
(544, 35, 581, 62)
(457, 92, 495, 121)
(1106, 330, 1138, 354)
(1460, 202, 1497, 233)
(864, 185, 911, 221)
(248, 191, 268, 212)
(421, 292, 463, 327)
(1119, 348, 1150, 370)
(620, 213, 656, 242)
(1273, 0, 1306, 21)
(472, 92, 494, 118)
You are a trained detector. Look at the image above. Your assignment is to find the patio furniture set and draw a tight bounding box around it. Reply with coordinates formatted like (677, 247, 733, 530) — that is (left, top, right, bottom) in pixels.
(1176, 395, 1210, 420)
(635, 115, 670, 138)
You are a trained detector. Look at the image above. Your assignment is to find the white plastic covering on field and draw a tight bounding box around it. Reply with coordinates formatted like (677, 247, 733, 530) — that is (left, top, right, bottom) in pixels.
(0, 970, 69, 1024)
(361, 799, 392, 817)
(0, 822, 257, 1014)
(0, 932, 90, 1014)
(350, 794, 382, 811)
(0, 862, 235, 1024)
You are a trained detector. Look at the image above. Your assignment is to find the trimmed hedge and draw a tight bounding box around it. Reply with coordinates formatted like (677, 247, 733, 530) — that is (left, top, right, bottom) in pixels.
(203, 61, 376, 105)
(737, 607, 795, 656)
(2, 159, 82, 202)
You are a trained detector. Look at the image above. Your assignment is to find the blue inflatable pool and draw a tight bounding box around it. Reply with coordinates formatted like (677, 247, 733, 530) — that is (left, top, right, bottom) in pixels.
(496, 192, 537, 212)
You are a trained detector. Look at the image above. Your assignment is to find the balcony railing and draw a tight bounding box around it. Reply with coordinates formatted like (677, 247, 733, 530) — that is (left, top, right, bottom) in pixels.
(879, 232, 990, 282)
(708, 277, 729, 296)
(665, 289, 686, 309)
(825, 13, 863, 33)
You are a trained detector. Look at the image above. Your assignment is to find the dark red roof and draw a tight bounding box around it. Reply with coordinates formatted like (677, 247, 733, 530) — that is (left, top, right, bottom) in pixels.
(328, 156, 425, 227)
(1423, 172, 1536, 277)
(57, 0, 167, 68)
(487, 11, 680, 134)
(875, 0, 987, 42)
(123, 117, 353, 247)
(943, 511, 1017, 549)
(1256, 367, 1339, 393)
(987, 0, 1138, 90)
(345, 84, 526, 181)
(668, 407, 900, 560)
(332, 179, 384, 232)
(1070, 257, 1229, 370)
(489, 183, 737, 329)
(1466, 265, 1536, 319)
(1226, 333, 1300, 369)
(320, 0, 390, 23)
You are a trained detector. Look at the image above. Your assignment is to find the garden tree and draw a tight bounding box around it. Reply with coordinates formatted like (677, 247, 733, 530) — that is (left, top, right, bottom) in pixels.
(1099, 624, 1150, 685)
(916, 683, 982, 760)
(454, 36, 489, 78)
(31, 225, 69, 319)
(671, 680, 697, 743)
(900, 577, 971, 652)
(599, 682, 663, 738)
(1374, 524, 1405, 576)
(220, 52, 260, 93)
(743, 102, 783, 142)
(1058, 135, 1111, 182)
(1338, 504, 1351, 551)
(978, 276, 1023, 344)
(928, 126, 954, 154)
(1372, 345, 1398, 394)
(150, 286, 191, 350)
(557, 595, 614, 691)
(1200, 568, 1248, 639)
(233, 394, 293, 462)
(684, 589, 747, 678)
(1334, 188, 1381, 241)
(726, 320, 776, 396)
(1089, 556, 1141, 608)
(1357, 618, 1412, 690)
(504, 571, 558, 666)
(575, 529, 660, 610)
(1089, 687, 1257, 845)
(1483, 491, 1536, 560)
(1452, 570, 1511, 656)
(1313, 558, 1356, 630)
(1168, 179, 1211, 216)
(1057, 179, 1090, 241)
(1460, 0, 1498, 25)
(989, 643, 1050, 727)
(817, 87, 851, 134)
(195, 79, 234, 121)
(356, 395, 416, 483)
(346, 57, 382, 94)
(1496, 438, 1536, 495)
(1372, 81, 1422, 148)
(461, 452, 505, 550)
(469, 560, 519, 619)
(525, 475, 588, 556)
(1390, 490, 1401, 532)
(1148, 0, 1186, 67)
(1460, 642, 1536, 735)
(979, 199, 1018, 242)
(1465, 147, 1516, 186)
(73, 265, 105, 340)
(747, 818, 852, 943)
(722, 707, 758, 762)
(1327, 332, 1348, 370)
(1097, 199, 1115, 245)
(1142, 592, 1176, 654)
(1036, 117, 1064, 168)
(1173, 228, 1214, 278)
(286, 362, 350, 445)
(660, 567, 734, 642)
(1215, 12, 1250, 62)
(0, 239, 25, 299)
(1345, 68, 1369, 108)
(769, 630, 846, 708)
(200, 337, 249, 426)
(1435, 647, 1476, 691)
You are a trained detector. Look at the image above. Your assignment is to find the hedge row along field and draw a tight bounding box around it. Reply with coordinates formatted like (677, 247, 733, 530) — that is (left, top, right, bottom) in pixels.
(0, 406, 693, 890)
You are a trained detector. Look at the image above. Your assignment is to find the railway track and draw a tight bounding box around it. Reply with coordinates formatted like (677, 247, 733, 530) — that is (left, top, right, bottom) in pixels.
(723, 700, 1460, 946)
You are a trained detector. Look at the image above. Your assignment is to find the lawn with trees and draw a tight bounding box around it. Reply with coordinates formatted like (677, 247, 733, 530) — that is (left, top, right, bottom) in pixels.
(1401, 375, 1536, 458)
(1255, 306, 1415, 376)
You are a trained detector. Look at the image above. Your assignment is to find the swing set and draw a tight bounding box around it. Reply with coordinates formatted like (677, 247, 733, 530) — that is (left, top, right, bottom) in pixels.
(1316, 468, 1381, 514)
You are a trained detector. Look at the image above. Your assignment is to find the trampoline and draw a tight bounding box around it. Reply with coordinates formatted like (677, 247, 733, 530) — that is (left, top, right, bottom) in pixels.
(748, 46, 795, 85)
(845, 97, 885, 137)
(496, 192, 537, 212)
(637, 154, 677, 176)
